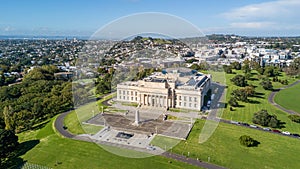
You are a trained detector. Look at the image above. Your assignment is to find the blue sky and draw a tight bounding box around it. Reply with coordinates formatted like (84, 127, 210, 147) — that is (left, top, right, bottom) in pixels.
(0, 0, 299, 37)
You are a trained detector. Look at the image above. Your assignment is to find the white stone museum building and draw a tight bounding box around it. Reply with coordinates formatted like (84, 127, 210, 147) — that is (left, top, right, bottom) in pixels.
(117, 68, 211, 111)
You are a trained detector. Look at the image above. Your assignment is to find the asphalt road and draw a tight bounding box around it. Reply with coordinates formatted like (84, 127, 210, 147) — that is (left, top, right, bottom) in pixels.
(268, 80, 300, 115)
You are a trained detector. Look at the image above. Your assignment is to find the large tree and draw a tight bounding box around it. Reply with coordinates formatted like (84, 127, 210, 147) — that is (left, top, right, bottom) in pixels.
(239, 135, 257, 147)
(228, 97, 239, 107)
(260, 78, 273, 90)
(252, 109, 279, 128)
(230, 75, 247, 87)
(231, 89, 248, 102)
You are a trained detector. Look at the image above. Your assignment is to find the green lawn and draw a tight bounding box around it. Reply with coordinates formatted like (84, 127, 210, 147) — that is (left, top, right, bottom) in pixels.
(170, 120, 300, 169)
(16, 116, 199, 169)
(64, 110, 103, 135)
(66, 93, 116, 135)
(221, 70, 300, 133)
(274, 82, 300, 113)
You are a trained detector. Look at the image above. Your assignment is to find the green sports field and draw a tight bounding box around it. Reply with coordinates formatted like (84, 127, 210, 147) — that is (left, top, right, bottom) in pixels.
(274, 82, 300, 114)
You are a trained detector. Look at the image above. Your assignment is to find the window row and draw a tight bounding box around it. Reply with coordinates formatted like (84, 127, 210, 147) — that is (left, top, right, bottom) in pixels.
(119, 95, 138, 101)
(178, 96, 198, 102)
(178, 102, 198, 108)
(118, 90, 138, 96)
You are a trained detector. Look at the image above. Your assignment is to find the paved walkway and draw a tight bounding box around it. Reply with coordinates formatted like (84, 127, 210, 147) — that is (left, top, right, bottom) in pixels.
(54, 111, 227, 169)
(268, 80, 300, 115)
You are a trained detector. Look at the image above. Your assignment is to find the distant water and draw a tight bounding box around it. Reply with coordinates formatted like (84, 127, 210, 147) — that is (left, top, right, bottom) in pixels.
(0, 35, 90, 40)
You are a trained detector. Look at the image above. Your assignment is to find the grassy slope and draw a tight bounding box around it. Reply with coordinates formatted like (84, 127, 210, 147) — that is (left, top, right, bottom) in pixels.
(221, 70, 300, 133)
(18, 116, 198, 169)
(171, 120, 300, 169)
(274, 82, 300, 113)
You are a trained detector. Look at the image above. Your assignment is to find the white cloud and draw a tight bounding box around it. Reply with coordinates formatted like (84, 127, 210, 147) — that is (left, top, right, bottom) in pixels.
(229, 22, 275, 29)
(216, 0, 300, 35)
(222, 0, 300, 20)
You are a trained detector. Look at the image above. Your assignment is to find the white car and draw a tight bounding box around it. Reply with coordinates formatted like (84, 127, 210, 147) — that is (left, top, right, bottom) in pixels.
(282, 131, 291, 135)
(263, 128, 271, 131)
(230, 121, 240, 125)
(249, 125, 258, 128)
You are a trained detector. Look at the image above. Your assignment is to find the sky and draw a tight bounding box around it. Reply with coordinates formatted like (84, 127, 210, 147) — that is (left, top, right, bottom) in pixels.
(0, 0, 299, 37)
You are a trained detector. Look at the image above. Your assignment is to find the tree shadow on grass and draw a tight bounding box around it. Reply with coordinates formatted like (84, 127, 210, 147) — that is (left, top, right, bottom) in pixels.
(248, 77, 259, 81)
(17, 140, 40, 156)
(3, 140, 40, 168)
(251, 140, 261, 147)
(277, 121, 286, 129)
(248, 100, 261, 104)
(249, 92, 265, 99)
(232, 104, 245, 108)
(272, 89, 281, 92)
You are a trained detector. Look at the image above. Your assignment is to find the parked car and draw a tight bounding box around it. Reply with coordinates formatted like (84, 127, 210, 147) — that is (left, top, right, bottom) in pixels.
(282, 131, 291, 135)
(263, 128, 271, 131)
(272, 129, 281, 133)
(249, 124, 258, 128)
(230, 121, 240, 125)
(241, 123, 249, 126)
(291, 133, 300, 137)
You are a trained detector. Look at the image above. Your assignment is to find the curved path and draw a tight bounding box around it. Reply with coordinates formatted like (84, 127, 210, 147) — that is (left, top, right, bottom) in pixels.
(55, 111, 226, 169)
(268, 80, 300, 115)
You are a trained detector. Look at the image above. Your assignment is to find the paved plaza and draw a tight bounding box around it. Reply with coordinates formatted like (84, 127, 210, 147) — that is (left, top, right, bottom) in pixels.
(86, 111, 193, 139)
(90, 127, 154, 148)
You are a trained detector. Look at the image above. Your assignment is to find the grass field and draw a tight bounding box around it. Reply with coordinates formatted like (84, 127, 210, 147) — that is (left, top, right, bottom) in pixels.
(167, 120, 300, 169)
(221, 70, 300, 133)
(274, 82, 300, 113)
(17, 116, 199, 169)
(64, 110, 103, 135)
(65, 93, 116, 135)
